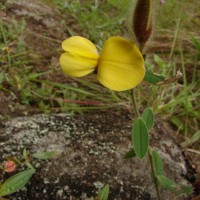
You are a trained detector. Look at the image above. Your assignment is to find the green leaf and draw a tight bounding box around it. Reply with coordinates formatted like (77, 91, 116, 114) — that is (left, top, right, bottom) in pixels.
(157, 175, 193, 194)
(152, 150, 163, 175)
(182, 130, 200, 147)
(124, 149, 136, 159)
(154, 54, 165, 67)
(32, 151, 59, 160)
(0, 72, 4, 84)
(38, 101, 50, 113)
(39, 80, 94, 96)
(170, 117, 184, 130)
(132, 118, 149, 160)
(144, 70, 165, 85)
(192, 37, 200, 51)
(23, 148, 29, 160)
(141, 108, 154, 131)
(107, 0, 130, 11)
(97, 184, 109, 200)
(0, 169, 35, 197)
(190, 130, 200, 142)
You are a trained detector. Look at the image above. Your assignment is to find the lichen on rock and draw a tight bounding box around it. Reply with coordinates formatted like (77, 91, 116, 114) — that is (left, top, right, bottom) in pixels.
(0, 113, 194, 200)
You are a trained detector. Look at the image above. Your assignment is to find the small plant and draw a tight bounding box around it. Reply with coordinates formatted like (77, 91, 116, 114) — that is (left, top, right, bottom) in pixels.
(59, 0, 193, 199)
(0, 149, 59, 197)
(89, 184, 109, 200)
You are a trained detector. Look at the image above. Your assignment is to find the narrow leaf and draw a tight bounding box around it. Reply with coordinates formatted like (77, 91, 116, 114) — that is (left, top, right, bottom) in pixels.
(182, 131, 200, 147)
(157, 175, 193, 194)
(154, 54, 165, 67)
(141, 108, 154, 131)
(32, 151, 59, 160)
(0, 73, 4, 84)
(132, 118, 149, 160)
(23, 148, 29, 160)
(144, 69, 165, 85)
(124, 149, 136, 159)
(0, 169, 35, 197)
(152, 150, 163, 175)
(97, 184, 109, 200)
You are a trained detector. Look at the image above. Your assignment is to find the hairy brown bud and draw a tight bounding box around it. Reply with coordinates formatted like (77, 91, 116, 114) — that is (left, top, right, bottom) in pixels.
(133, 0, 153, 51)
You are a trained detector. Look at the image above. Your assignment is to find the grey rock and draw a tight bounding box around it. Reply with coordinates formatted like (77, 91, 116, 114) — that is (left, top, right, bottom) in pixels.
(0, 113, 194, 199)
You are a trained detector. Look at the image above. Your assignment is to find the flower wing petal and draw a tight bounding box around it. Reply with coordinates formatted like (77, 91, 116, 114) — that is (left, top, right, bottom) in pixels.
(60, 36, 99, 77)
(60, 52, 98, 77)
(97, 36, 145, 91)
(62, 36, 99, 59)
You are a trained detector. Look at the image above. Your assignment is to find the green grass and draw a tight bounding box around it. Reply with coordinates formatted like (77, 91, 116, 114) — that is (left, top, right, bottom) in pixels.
(156, 0, 200, 32)
(0, 9, 122, 114)
(0, 0, 199, 148)
(47, 0, 132, 45)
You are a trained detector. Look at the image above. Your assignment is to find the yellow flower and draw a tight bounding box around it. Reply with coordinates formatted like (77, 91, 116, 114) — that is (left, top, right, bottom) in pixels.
(59, 36, 145, 91)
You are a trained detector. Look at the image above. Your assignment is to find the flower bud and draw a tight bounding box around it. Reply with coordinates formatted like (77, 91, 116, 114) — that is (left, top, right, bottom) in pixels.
(4, 160, 16, 173)
(132, 0, 153, 51)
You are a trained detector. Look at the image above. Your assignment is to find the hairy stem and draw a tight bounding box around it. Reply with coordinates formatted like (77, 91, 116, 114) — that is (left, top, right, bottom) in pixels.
(130, 89, 161, 200)
(148, 148, 162, 200)
(130, 89, 140, 117)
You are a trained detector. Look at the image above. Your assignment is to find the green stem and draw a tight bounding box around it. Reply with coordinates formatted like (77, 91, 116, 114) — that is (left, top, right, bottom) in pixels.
(130, 89, 140, 117)
(130, 89, 161, 200)
(25, 161, 35, 170)
(148, 148, 162, 200)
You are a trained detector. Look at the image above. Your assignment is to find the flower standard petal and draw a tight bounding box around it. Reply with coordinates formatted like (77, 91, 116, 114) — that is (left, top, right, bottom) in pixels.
(97, 36, 145, 91)
(60, 36, 99, 77)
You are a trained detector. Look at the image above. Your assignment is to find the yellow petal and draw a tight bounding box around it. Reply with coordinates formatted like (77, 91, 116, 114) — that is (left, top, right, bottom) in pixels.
(60, 52, 98, 77)
(97, 36, 145, 91)
(60, 36, 99, 77)
(62, 36, 99, 59)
